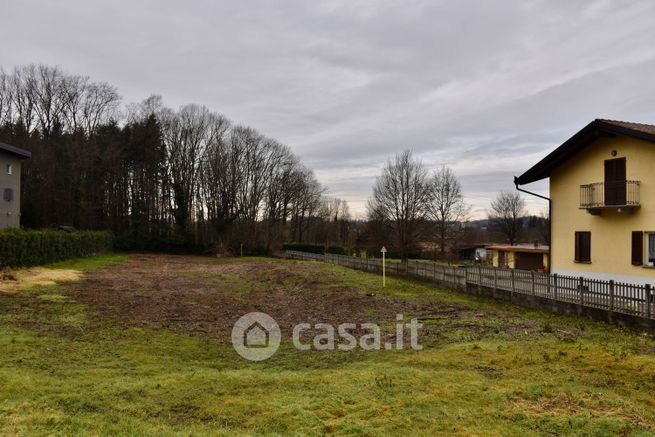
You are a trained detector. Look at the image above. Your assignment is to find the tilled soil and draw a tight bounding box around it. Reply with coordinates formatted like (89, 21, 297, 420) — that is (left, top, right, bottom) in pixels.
(62, 254, 457, 342)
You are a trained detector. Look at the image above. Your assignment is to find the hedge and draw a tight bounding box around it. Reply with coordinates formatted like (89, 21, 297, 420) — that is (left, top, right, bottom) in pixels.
(325, 245, 346, 255)
(282, 243, 325, 254)
(0, 228, 114, 267)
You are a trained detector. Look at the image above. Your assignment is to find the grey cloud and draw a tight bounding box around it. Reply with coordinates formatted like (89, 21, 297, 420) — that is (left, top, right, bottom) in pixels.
(1, 0, 654, 217)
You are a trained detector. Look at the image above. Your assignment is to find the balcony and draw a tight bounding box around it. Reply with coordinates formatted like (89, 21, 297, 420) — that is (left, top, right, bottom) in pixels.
(580, 180, 640, 215)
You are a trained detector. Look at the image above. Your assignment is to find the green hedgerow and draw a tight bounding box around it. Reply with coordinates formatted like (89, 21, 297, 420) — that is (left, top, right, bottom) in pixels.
(0, 228, 113, 267)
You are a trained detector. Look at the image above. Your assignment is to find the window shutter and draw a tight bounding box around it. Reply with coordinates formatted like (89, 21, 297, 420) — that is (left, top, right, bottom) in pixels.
(582, 232, 590, 262)
(632, 231, 643, 266)
(575, 231, 591, 263)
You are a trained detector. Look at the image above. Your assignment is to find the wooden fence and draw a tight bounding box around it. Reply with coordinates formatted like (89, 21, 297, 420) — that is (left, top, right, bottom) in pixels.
(285, 250, 655, 321)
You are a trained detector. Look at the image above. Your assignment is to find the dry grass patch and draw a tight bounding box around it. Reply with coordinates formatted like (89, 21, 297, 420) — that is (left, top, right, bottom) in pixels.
(0, 267, 82, 294)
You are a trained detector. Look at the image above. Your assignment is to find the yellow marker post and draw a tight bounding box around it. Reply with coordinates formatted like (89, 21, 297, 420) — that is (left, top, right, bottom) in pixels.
(381, 246, 387, 287)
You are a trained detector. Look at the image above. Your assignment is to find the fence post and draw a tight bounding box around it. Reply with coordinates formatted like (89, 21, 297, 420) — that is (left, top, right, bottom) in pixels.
(647, 284, 652, 319)
(609, 280, 614, 321)
(464, 267, 469, 290)
(547, 274, 551, 295)
(531, 271, 536, 296)
(579, 276, 584, 306)
(493, 268, 498, 298)
(511, 269, 515, 299)
(478, 265, 483, 294)
(553, 274, 558, 300)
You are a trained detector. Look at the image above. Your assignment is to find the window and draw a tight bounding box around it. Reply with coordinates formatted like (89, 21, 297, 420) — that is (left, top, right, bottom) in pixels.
(647, 233, 655, 266)
(632, 231, 644, 266)
(6, 164, 11, 175)
(574, 231, 591, 263)
(3, 188, 13, 202)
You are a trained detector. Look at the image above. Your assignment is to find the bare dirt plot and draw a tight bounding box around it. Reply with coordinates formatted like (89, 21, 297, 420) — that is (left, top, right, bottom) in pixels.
(61, 254, 454, 341)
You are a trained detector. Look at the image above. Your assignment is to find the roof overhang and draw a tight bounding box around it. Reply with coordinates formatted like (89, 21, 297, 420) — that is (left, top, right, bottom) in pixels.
(486, 245, 549, 254)
(515, 119, 655, 185)
(0, 142, 31, 160)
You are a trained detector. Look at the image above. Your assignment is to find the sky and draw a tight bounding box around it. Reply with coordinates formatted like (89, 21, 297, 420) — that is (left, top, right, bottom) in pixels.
(2, 0, 655, 219)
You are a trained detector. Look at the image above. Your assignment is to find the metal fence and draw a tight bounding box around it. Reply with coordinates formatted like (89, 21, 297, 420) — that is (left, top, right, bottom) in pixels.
(579, 180, 640, 209)
(285, 250, 655, 320)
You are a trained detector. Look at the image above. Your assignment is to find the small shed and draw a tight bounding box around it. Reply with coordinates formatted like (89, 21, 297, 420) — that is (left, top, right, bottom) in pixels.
(487, 244, 550, 272)
(456, 244, 488, 262)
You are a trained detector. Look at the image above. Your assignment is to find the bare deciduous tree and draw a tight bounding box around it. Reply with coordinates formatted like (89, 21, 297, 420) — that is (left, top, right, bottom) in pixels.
(318, 197, 351, 243)
(81, 81, 120, 135)
(0, 63, 346, 253)
(368, 150, 431, 260)
(428, 166, 470, 258)
(488, 191, 527, 245)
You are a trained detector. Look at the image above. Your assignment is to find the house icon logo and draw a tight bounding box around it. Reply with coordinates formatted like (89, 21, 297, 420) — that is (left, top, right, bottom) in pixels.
(231, 312, 281, 361)
(244, 321, 269, 348)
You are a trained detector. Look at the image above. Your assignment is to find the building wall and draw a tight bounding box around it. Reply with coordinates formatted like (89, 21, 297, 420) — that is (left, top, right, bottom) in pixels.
(492, 250, 515, 268)
(0, 153, 22, 228)
(491, 249, 548, 271)
(550, 134, 655, 284)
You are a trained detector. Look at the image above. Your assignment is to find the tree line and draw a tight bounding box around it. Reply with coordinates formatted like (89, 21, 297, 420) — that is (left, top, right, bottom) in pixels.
(0, 65, 350, 253)
(366, 150, 548, 260)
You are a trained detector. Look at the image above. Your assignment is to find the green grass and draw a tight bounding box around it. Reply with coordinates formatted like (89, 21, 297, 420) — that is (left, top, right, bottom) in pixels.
(45, 252, 130, 271)
(0, 255, 653, 436)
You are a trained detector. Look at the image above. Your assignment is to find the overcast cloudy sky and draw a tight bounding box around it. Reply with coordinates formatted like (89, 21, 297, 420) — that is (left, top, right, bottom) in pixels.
(2, 0, 655, 218)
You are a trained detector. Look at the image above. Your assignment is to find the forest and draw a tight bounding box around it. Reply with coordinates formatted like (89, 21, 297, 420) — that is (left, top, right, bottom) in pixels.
(0, 65, 351, 253)
(0, 65, 548, 258)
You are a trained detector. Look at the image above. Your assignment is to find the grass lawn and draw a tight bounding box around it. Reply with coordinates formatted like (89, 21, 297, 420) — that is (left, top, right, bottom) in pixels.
(0, 253, 654, 436)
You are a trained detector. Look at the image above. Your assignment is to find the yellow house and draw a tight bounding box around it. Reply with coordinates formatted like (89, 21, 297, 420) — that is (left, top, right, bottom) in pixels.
(487, 244, 549, 272)
(516, 119, 655, 285)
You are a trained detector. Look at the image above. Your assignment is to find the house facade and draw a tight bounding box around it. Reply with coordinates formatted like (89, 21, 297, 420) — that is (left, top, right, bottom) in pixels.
(516, 119, 655, 285)
(0, 142, 31, 229)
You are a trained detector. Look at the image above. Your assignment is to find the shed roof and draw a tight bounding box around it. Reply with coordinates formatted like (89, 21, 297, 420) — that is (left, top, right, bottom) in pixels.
(486, 244, 549, 254)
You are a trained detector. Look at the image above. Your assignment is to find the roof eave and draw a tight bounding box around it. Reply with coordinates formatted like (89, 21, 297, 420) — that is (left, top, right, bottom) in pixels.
(0, 142, 31, 160)
(515, 119, 655, 186)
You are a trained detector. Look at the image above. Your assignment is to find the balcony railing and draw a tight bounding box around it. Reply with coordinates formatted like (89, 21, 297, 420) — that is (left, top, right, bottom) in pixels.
(580, 180, 640, 212)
